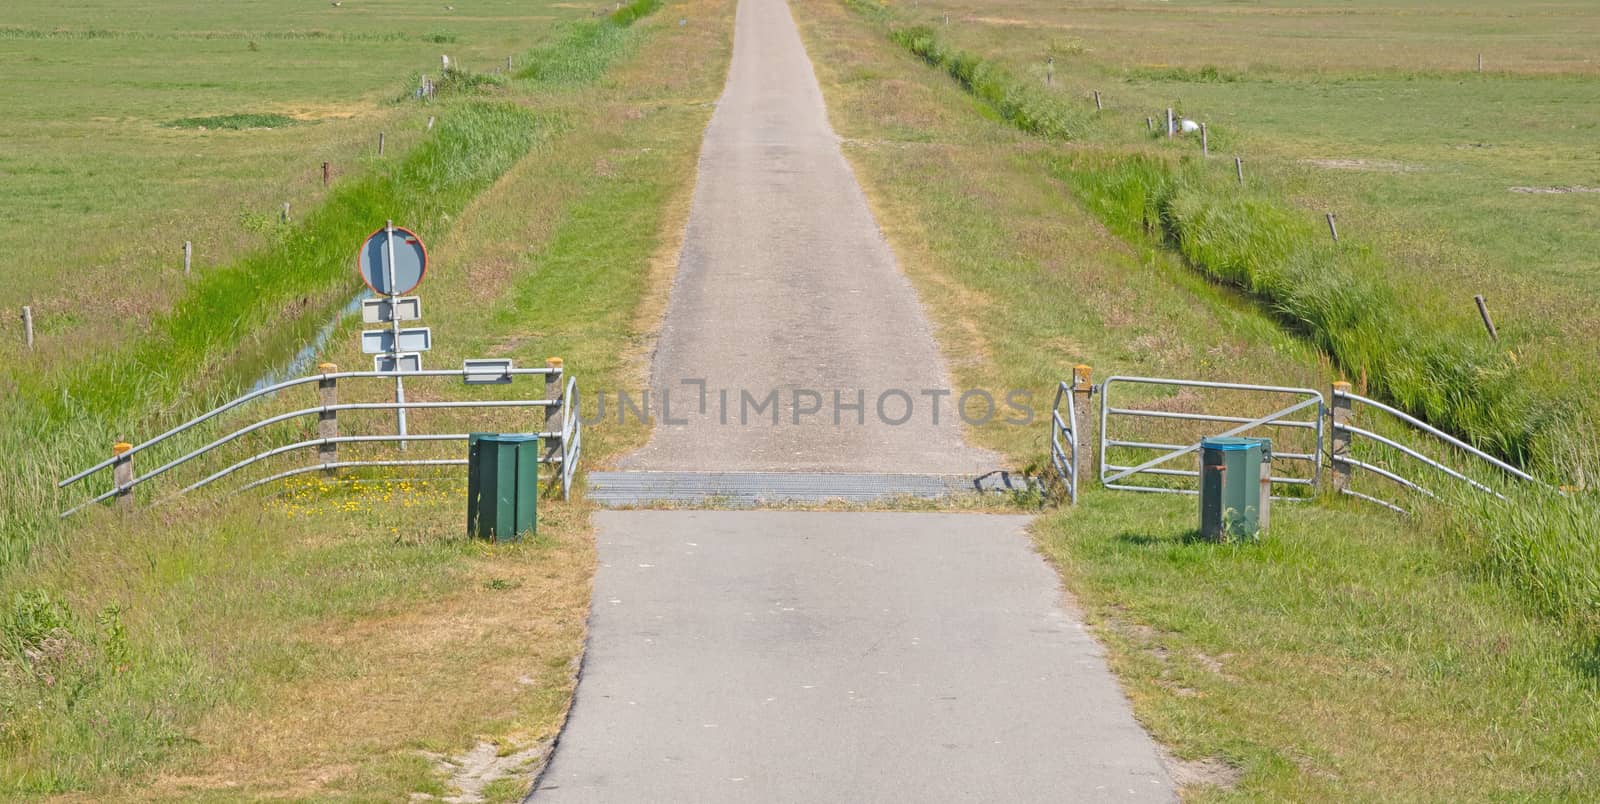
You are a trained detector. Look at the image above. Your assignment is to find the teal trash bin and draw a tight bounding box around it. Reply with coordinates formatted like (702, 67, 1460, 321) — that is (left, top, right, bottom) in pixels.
(466, 433, 539, 542)
(1199, 436, 1267, 541)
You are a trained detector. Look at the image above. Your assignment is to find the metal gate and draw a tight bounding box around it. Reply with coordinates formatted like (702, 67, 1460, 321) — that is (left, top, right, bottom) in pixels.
(1098, 376, 1324, 498)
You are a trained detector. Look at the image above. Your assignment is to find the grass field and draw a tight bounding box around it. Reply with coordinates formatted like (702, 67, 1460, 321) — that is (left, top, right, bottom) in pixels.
(0, 0, 602, 366)
(797, 0, 1600, 797)
(0, 0, 736, 796)
(869, 0, 1600, 467)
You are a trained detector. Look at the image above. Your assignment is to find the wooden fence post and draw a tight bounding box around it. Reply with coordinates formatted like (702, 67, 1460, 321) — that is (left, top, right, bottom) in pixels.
(1093, 89, 1102, 110)
(1235, 156, 1244, 184)
(1072, 364, 1095, 483)
(1258, 449, 1273, 531)
(322, 161, 331, 186)
(1331, 381, 1352, 493)
(1326, 212, 1339, 243)
(378, 132, 386, 156)
(112, 441, 135, 511)
(544, 357, 565, 463)
(318, 362, 338, 470)
(1474, 294, 1499, 341)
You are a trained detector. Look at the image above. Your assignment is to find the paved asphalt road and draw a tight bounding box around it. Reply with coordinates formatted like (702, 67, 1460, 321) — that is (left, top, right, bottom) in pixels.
(534, 0, 1175, 800)
(619, 0, 996, 475)
(533, 512, 1175, 802)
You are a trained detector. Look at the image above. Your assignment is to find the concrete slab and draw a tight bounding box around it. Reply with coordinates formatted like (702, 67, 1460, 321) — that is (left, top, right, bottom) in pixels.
(533, 511, 1175, 802)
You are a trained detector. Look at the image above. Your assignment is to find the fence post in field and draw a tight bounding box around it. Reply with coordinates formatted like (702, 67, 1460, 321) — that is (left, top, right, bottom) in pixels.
(1201, 123, 1209, 156)
(1477, 53, 1483, 72)
(1072, 364, 1095, 481)
(544, 357, 565, 464)
(1331, 381, 1352, 493)
(507, 55, 514, 71)
(1258, 448, 1273, 531)
(1235, 156, 1244, 184)
(282, 201, 291, 224)
(318, 363, 339, 471)
(1094, 89, 1102, 110)
(1146, 116, 1153, 132)
(427, 116, 436, 131)
(1474, 294, 1499, 341)
(378, 132, 386, 156)
(22, 306, 33, 351)
(112, 441, 135, 511)
(322, 161, 331, 186)
(1326, 212, 1339, 243)
(1166, 108, 1174, 137)
(1046, 57, 1053, 86)
(184, 240, 192, 275)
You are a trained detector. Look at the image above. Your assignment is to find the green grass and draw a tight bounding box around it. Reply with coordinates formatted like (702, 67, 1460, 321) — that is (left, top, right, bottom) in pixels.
(0, 0, 729, 793)
(161, 113, 299, 130)
(517, 0, 664, 85)
(853, 3, 1578, 471)
(795, 0, 1600, 796)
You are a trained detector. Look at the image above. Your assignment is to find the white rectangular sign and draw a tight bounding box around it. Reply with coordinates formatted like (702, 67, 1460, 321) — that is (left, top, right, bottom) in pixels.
(362, 296, 422, 324)
(463, 358, 514, 385)
(373, 352, 423, 373)
(361, 327, 432, 355)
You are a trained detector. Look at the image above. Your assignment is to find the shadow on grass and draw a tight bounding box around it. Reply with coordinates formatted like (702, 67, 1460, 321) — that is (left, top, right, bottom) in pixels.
(1114, 528, 1207, 547)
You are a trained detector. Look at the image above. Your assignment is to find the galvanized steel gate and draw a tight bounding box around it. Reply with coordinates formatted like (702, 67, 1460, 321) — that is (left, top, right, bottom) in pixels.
(1049, 370, 1545, 512)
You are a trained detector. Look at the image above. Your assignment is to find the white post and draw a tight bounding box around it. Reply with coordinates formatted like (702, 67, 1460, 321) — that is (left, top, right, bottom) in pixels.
(1093, 89, 1102, 111)
(384, 221, 408, 449)
(1235, 156, 1244, 184)
(1166, 108, 1175, 138)
(1201, 123, 1209, 156)
(184, 240, 192, 275)
(22, 306, 33, 350)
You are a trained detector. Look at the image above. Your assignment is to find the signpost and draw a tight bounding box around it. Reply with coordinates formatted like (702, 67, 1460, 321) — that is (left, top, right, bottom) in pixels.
(358, 223, 429, 447)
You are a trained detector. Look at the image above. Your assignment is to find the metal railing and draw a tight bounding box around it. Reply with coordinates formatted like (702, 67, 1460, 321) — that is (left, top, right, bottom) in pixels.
(58, 366, 580, 517)
(1048, 381, 1080, 504)
(1330, 386, 1541, 514)
(1098, 376, 1324, 498)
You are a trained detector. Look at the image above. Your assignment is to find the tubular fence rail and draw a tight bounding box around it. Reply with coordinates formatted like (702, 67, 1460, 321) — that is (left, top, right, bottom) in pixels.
(1098, 376, 1323, 499)
(1048, 381, 1080, 504)
(1053, 370, 1546, 513)
(57, 366, 582, 518)
(1329, 385, 1541, 515)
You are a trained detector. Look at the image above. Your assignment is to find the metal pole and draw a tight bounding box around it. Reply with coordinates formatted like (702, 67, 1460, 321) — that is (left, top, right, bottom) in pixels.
(1474, 294, 1499, 340)
(1331, 381, 1352, 493)
(21, 306, 33, 351)
(384, 221, 407, 449)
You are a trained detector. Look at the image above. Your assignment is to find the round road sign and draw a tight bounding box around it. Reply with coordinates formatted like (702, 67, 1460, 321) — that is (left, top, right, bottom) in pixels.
(357, 225, 428, 295)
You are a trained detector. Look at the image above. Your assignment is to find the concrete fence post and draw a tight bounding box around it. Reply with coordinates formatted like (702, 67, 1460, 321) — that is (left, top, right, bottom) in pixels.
(22, 306, 33, 351)
(1331, 381, 1352, 493)
(317, 362, 338, 470)
(112, 441, 135, 511)
(544, 357, 565, 463)
(184, 240, 192, 275)
(1071, 364, 1095, 483)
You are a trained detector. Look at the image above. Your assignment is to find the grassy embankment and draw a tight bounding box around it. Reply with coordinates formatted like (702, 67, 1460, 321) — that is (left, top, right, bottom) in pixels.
(845, 0, 1600, 638)
(799, 0, 1600, 798)
(0, 0, 733, 797)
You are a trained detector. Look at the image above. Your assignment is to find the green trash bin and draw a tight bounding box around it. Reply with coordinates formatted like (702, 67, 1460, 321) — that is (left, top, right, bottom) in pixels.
(1199, 436, 1267, 541)
(467, 433, 539, 542)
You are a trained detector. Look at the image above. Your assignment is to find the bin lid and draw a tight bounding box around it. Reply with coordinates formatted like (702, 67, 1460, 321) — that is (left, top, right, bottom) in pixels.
(1201, 437, 1259, 452)
(472, 433, 539, 444)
